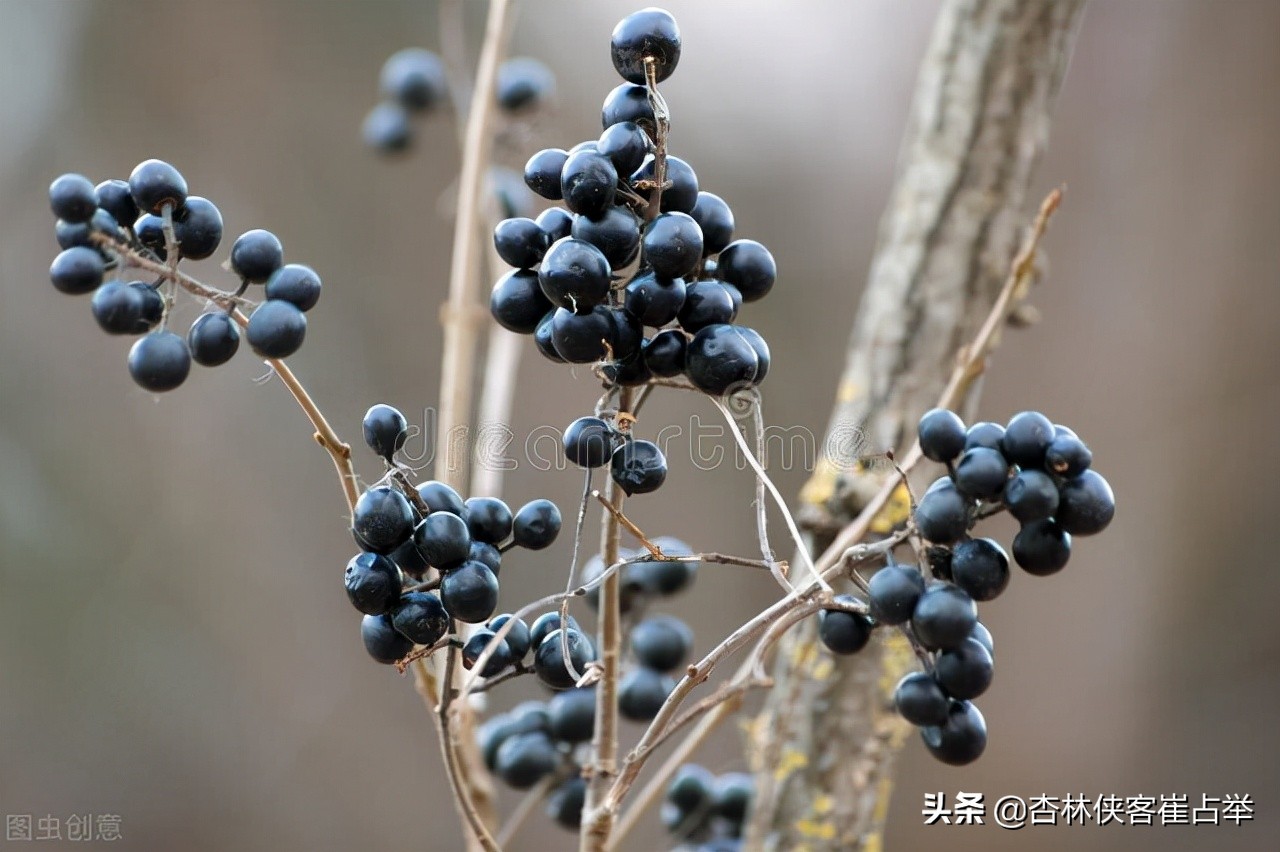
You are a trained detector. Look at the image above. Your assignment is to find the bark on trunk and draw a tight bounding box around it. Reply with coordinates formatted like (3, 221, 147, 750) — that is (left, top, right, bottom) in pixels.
(746, 1, 1085, 848)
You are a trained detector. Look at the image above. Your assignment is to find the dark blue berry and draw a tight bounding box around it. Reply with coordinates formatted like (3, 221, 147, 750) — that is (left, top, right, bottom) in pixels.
(611, 7, 681, 84)
(439, 560, 500, 623)
(495, 732, 557, 789)
(677, 280, 737, 332)
(572, 205, 642, 267)
(735, 326, 771, 383)
(950, 537, 1009, 602)
(685, 323, 762, 395)
(970, 621, 994, 658)
(361, 613, 413, 664)
(530, 612, 582, 650)
(392, 537, 430, 579)
(536, 206, 574, 242)
(619, 667, 676, 721)
(55, 208, 118, 251)
(911, 583, 978, 651)
(627, 536, 697, 595)
(49, 173, 98, 223)
(363, 101, 413, 153)
(919, 408, 967, 463)
(352, 486, 415, 554)
(1055, 469, 1115, 535)
(953, 447, 1009, 499)
(524, 148, 569, 200)
(934, 637, 994, 700)
(380, 48, 447, 111)
(50, 246, 105, 295)
(187, 311, 240, 366)
(246, 299, 306, 358)
(1012, 519, 1072, 575)
(362, 403, 408, 461)
(560, 149, 618, 218)
(391, 591, 450, 645)
(465, 497, 513, 544)
(548, 686, 596, 743)
(631, 615, 692, 672)
(512, 499, 561, 550)
(598, 120, 651, 174)
(91, 281, 143, 335)
(690, 192, 735, 256)
(1003, 469, 1060, 523)
(624, 270, 685, 327)
(344, 552, 402, 615)
(94, 179, 137, 228)
(264, 263, 321, 312)
(534, 627, 596, 689)
(714, 773, 754, 825)
(413, 511, 472, 569)
(488, 613, 532, 660)
(133, 214, 167, 258)
(550, 306, 613, 363)
(964, 421, 1006, 452)
(894, 671, 949, 726)
(868, 564, 926, 625)
(1001, 410, 1055, 468)
(496, 57, 555, 112)
(547, 776, 588, 829)
(913, 478, 971, 544)
(539, 237, 612, 311)
(491, 269, 553, 334)
(416, 480, 466, 515)
(462, 629, 515, 676)
(716, 239, 775, 302)
(1045, 432, 1092, 478)
(601, 83, 655, 131)
(127, 331, 191, 392)
(230, 229, 284, 284)
(667, 764, 715, 812)
(128, 159, 187, 215)
(128, 282, 163, 333)
(170, 196, 223, 260)
(534, 311, 565, 362)
(642, 329, 687, 376)
(470, 541, 502, 574)
(818, 594, 874, 654)
(611, 439, 667, 495)
(493, 217, 550, 269)
(631, 155, 699, 214)
(921, 700, 986, 765)
(564, 415, 618, 468)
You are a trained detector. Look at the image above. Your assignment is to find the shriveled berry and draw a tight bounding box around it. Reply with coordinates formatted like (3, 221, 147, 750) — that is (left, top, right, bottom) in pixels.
(392, 591, 450, 645)
(344, 552, 402, 615)
(610, 439, 668, 495)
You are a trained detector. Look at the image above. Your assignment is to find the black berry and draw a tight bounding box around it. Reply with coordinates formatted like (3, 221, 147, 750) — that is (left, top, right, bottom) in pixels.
(49, 173, 98, 223)
(950, 537, 1010, 602)
(918, 408, 967, 463)
(1003, 469, 1060, 523)
(564, 416, 618, 468)
(439, 560, 500, 623)
(524, 148, 569, 200)
(361, 613, 413, 664)
(715, 239, 775, 302)
(685, 323, 762, 395)
(187, 311, 241, 366)
(172, 196, 223, 260)
(496, 57, 555, 112)
(921, 700, 987, 765)
(512, 499, 562, 550)
(380, 48, 447, 111)
(462, 630, 515, 677)
(493, 217, 551, 269)
(933, 637, 994, 700)
(572, 205, 642, 268)
(690, 192, 735, 256)
(868, 564, 926, 625)
(413, 511, 472, 569)
(630, 615, 692, 672)
(953, 447, 1009, 500)
(619, 666, 676, 721)
(913, 478, 971, 544)
(352, 486, 415, 554)
(264, 263, 321, 312)
(1001, 410, 1055, 469)
(611, 439, 668, 495)
(1012, 519, 1072, 575)
(363, 102, 412, 153)
(50, 246, 105, 295)
(818, 595, 873, 655)
(94, 179, 138, 228)
(911, 583, 978, 651)
(229, 229, 284, 283)
(345, 552, 402, 615)
(677, 280, 737, 332)
(362, 403, 409, 461)
(91, 281, 143, 335)
(127, 331, 191, 393)
(642, 329, 687, 376)
(894, 671, 949, 726)
(611, 7, 681, 84)
(392, 591, 450, 645)
(465, 497, 513, 544)
(538, 237, 612, 311)
(128, 159, 187, 215)
(534, 627, 596, 690)
(598, 120, 651, 174)
(601, 83, 655, 131)
(561, 149, 618, 218)
(246, 299, 306, 358)
(1055, 469, 1115, 535)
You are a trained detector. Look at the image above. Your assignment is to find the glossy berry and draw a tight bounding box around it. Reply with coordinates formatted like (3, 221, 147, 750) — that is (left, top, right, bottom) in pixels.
(631, 155, 699, 214)
(624, 271, 685, 327)
(352, 486, 415, 554)
(413, 511, 472, 569)
(894, 671, 950, 726)
(643, 329, 687, 377)
(169, 195, 223, 260)
(133, 213, 167, 258)
(362, 101, 412, 153)
(127, 331, 191, 392)
(1045, 433, 1092, 477)
(361, 613, 413, 664)
(128, 282, 163, 333)
(601, 83, 655, 131)
(690, 192, 735, 256)
(495, 732, 558, 789)
(667, 764, 715, 813)
(95, 179, 138, 227)
(1012, 518, 1072, 576)
(912, 583, 978, 651)
(913, 479, 971, 544)
(50, 246, 105, 295)
(627, 537, 697, 595)
(128, 159, 187, 215)
(1055, 469, 1115, 535)
(611, 7, 681, 84)
(715, 239, 775, 302)
(950, 537, 1009, 602)
(488, 614, 531, 661)
(344, 552, 402, 615)
(512, 499, 562, 550)
(493, 217, 550, 269)
(685, 324, 762, 395)
(49, 173, 98, 223)
(440, 561, 500, 623)
(918, 408, 967, 463)
(229, 229, 284, 283)
(677, 280, 737, 332)
(536, 206, 574, 243)
(547, 777, 587, 830)
(970, 621, 995, 658)
(91, 281, 143, 335)
(496, 57, 555, 111)
(534, 628, 596, 690)
(921, 700, 987, 766)
(246, 299, 306, 358)
(264, 263, 321, 312)
(611, 439, 668, 495)
(490, 269, 552, 334)
(619, 667, 676, 721)
(1003, 469, 1060, 523)
(934, 637, 994, 700)
(187, 311, 240, 366)
(529, 612, 582, 650)
(465, 497, 513, 544)
(735, 326, 771, 383)
(392, 538, 429, 580)
(953, 447, 1009, 499)
(470, 541, 502, 574)
(564, 416, 617, 468)
(560, 149, 618, 218)
(868, 564, 926, 625)
(598, 120, 650, 174)
(380, 48, 447, 111)
(524, 148, 569, 200)
(548, 306, 609, 362)
(462, 630, 515, 677)
(362, 404, 408, 461)
(630, 615, 692, 672)
(1001, 410, 1055, 468)
(964, 421, 1006, 452)
(391, 591, 450, 645)
(572, 205, 642, 268)
(818, 595, 874, 655)
(538, 238, 611, 311)
(417, 480, 466, 515)
(55, 208, 117, 251)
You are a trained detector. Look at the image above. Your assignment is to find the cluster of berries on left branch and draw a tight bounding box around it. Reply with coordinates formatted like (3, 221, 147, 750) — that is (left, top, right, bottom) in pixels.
(46, 161, 322, 392)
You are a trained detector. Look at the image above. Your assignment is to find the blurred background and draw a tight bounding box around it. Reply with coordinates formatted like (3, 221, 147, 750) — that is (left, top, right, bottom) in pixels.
(1, 1, 1276, 850)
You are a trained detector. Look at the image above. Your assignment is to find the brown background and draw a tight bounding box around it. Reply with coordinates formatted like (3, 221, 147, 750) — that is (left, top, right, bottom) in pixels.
(0, 1, 1276, 850)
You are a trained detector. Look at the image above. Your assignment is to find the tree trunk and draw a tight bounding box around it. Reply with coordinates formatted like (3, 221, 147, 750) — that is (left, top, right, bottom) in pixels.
(745, 1, 1085, 848)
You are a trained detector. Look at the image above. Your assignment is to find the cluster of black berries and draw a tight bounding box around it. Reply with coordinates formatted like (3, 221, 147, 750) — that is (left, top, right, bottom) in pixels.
(563, 413, 670, 496)
(348, 403, 563, 665)
(46, 161, 320, 393)
(811, 408, 1117, 765)
(489, 7, 774, 394)
(364, 44, 556, 153)
(663, 764, 754, 851)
